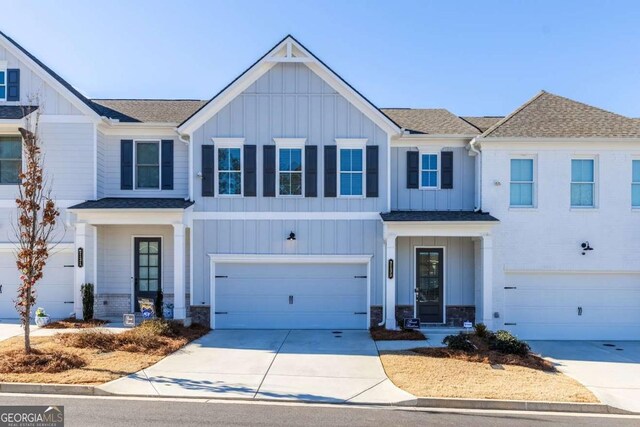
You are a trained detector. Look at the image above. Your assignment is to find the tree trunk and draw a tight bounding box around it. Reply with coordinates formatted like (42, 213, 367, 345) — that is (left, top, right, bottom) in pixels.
(24, 312, 31, 353)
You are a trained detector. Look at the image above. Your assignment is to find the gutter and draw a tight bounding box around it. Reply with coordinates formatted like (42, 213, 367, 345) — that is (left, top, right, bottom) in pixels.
(468, 137, 482, 211)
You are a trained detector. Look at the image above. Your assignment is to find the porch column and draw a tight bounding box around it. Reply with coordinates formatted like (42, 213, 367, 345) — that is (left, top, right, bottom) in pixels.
(74, 223, 95, 319)
(481, 234, 494, 328)
(384, 233, 397, 330)
(173, 223, 187, 320)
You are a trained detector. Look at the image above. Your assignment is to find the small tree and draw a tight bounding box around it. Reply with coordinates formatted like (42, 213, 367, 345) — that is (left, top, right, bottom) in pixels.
(13, 108, 60, 353)
(81, 283, 95, 321)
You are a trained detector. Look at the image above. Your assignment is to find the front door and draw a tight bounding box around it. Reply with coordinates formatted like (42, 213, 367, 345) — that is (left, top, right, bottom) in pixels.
(415, 248, 444, 323)
(134, 237, 161, 312)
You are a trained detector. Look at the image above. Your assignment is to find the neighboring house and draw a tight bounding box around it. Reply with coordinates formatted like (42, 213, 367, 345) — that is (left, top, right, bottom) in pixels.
(0, 31, 638, 340)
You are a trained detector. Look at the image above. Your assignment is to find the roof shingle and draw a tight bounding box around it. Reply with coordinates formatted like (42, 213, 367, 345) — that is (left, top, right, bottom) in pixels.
(460, 116, 504, 132)
(91, 99, 207, 123)
(380, 210, 499, 222)
(69, 198, 194, 210)
(381, 109, 479, 135)
(0, 105, 38, 120)
(482, 91, 640, 138)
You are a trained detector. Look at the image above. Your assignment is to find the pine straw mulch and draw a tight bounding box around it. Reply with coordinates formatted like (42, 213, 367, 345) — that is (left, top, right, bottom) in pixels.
(370, 327, 426, 341)
(42, 318, 109, 329)
(379, 333, 598, 403)
(0, 322, 210, 384)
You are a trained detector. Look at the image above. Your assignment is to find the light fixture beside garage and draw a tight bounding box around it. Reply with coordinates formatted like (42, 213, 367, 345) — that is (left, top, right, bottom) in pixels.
(287, 231, 296, 241)
(581, 241, 593, 255)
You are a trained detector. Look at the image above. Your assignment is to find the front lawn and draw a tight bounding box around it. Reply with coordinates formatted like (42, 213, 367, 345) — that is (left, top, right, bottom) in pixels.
(0, 320, 209, 384)
(379, 325, 598, 403)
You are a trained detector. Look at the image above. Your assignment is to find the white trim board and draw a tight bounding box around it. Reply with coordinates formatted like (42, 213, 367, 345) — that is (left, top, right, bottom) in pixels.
(189, 211, 381, 220)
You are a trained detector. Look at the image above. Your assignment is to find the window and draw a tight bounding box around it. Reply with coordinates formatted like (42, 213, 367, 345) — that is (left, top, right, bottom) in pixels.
(278, 147, 302, 196)
(0, 136, 21, 184)
(0, 69, 5, 101)
(217, 147, 242, 195)
(339, 148, 363, 196)
(420, 153, 438, 189)
(571, 159, 595, 207)
(510, 158, 534, 207)
(632, 160, 640, 208)
(135, 141, 160, 189)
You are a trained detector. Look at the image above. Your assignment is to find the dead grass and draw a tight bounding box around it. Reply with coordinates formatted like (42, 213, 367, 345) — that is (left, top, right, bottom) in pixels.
(370, 327, 426, 341)
(380, 350, 598, 402)
(0, 348, 86, 374)
(42, 318, 108, 329)
(0, 321, 210, 384)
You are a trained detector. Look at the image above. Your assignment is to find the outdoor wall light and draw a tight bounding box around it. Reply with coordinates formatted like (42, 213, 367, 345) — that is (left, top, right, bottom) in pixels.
(581, 241, 594, 255)
(287, 231, 296, 241)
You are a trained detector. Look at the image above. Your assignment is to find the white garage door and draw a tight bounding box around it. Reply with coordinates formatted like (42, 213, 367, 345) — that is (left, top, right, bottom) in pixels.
(214, 262, 368, 329)
(0, 252, 75, 319)
(504, 273, 640, 340)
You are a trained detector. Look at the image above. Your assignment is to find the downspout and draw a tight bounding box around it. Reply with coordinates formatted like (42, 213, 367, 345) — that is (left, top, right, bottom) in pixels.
(468, 137, 482, 212)
(378, 223, 387, 327)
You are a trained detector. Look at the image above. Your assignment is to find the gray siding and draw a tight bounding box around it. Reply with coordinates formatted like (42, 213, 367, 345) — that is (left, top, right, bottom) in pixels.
(396, 236, 475, 306)
(391, 147, 475, 211)
(191, 62, 389, 212)
(191, 219, 383, 307)
(0, 43, 83, 115)
(96, 130, 106, 198)
(102, 135, 188, 198)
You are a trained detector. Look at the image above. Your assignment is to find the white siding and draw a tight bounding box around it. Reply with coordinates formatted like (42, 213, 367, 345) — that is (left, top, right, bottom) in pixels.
(96, 129, 106, 198)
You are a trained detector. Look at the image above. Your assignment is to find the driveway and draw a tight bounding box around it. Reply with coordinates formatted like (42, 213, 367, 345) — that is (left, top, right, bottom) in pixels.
(100, 330, 415, 404)
(529, 341, 640, 413)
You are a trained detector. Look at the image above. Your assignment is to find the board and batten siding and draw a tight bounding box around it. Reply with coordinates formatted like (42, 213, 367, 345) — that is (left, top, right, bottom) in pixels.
(96, 130, 106, 198)
(396, 236, 475, 307)
(391, 147, 475, 211)
(190, 219, 383, 307)
(0, 43, 83, 115)
(191, 62, 389, 212)
(101, 135, 188, 198)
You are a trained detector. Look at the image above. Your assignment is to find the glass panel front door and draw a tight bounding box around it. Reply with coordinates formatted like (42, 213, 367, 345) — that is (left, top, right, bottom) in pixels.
(415, 248, 444, 323)
(134, 237, 161, 312)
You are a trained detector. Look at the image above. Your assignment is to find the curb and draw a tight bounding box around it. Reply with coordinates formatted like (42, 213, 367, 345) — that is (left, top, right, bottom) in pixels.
(400, 397, 632, 415)
(0, 382, 634, 415)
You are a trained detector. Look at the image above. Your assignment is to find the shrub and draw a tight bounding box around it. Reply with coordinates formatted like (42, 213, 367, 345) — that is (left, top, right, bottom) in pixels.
(81, 283, 94, 320)
(489, 330, 530, 356)
(473, 323, 488, 338)
(442, 333, 476, 352)
(137, 319, 181, 337)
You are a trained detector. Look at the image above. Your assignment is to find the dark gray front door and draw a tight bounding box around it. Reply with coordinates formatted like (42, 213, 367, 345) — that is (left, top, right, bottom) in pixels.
(134, 237, 161, 312)
(415, 248, 444, 323)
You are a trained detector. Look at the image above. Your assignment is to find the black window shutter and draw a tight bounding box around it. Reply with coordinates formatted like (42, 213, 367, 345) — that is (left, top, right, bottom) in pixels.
(244, 145, 257, 197)
(263, 145, 276, 197)
(202, 145, 215, 197)
(161, 140, 174, 190)
(120, 139, 133, 190)
(305, 145, 318, 197)
(406, 151, 419, 189)
(441, 151, 454, 189)
(6, 69, 19, 101)
(324, 145, 337, 197)
(366, 146, 379, 197)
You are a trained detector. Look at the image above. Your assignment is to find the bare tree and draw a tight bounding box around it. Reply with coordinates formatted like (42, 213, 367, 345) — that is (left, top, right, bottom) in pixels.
(13, 107, 60, 353)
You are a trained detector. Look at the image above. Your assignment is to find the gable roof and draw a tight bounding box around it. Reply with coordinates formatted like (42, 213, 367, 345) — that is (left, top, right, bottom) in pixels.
(0, 30, 101, 118)
(92, 99, 207, 123)
(381, 108, 479, 135)
(460, 116, 503, 133)
(481, 91, 640, 138)
(178, 35, 401, 134)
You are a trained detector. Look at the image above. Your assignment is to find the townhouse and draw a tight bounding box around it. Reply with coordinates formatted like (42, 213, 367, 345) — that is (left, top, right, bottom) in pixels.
(0, 31, 638, 339)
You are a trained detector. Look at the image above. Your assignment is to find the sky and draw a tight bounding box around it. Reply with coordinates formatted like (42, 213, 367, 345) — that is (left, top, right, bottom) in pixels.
(3, 0, 640, 117)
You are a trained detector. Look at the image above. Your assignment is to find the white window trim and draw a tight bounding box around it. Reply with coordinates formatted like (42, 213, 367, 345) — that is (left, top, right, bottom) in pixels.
(418, 151, 440, 190)
(509, 155, 537, 208)
(0, 134, 23, 186)
(212, 138, 245, 198)
(570, 156, 597, 209)
(134, 139, 161, 190)
(0, 61, 7, 102)
(336, 138, 367, 198)
(274, 138, 306, 198)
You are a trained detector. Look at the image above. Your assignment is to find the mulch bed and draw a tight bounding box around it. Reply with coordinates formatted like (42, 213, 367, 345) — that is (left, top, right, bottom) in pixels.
(42, 318, 109, 329)
(0, 348, 86, 374)
(370, 327, 426, 341)
(408, 347, 556, 371)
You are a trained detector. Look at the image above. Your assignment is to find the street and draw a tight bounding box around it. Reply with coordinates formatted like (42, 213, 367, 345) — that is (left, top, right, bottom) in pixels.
(0, 394, 637, 427)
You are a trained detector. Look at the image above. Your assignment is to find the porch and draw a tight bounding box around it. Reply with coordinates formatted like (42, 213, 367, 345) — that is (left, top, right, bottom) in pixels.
(380, 211, 499, 330)
(67, 198, 193, 322)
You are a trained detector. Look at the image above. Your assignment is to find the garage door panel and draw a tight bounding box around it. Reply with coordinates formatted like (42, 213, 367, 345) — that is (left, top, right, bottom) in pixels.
(504, 273, 640, 340)
(215, 261, 368, 330)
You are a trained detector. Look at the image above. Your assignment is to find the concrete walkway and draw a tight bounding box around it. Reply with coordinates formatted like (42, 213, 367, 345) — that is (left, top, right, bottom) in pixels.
(100, 330, 415, 404)
(530, 340, 640, 413)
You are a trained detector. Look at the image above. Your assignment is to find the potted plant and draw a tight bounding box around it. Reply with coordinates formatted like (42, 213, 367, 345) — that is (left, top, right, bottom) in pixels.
(34, 307, 50, 327)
